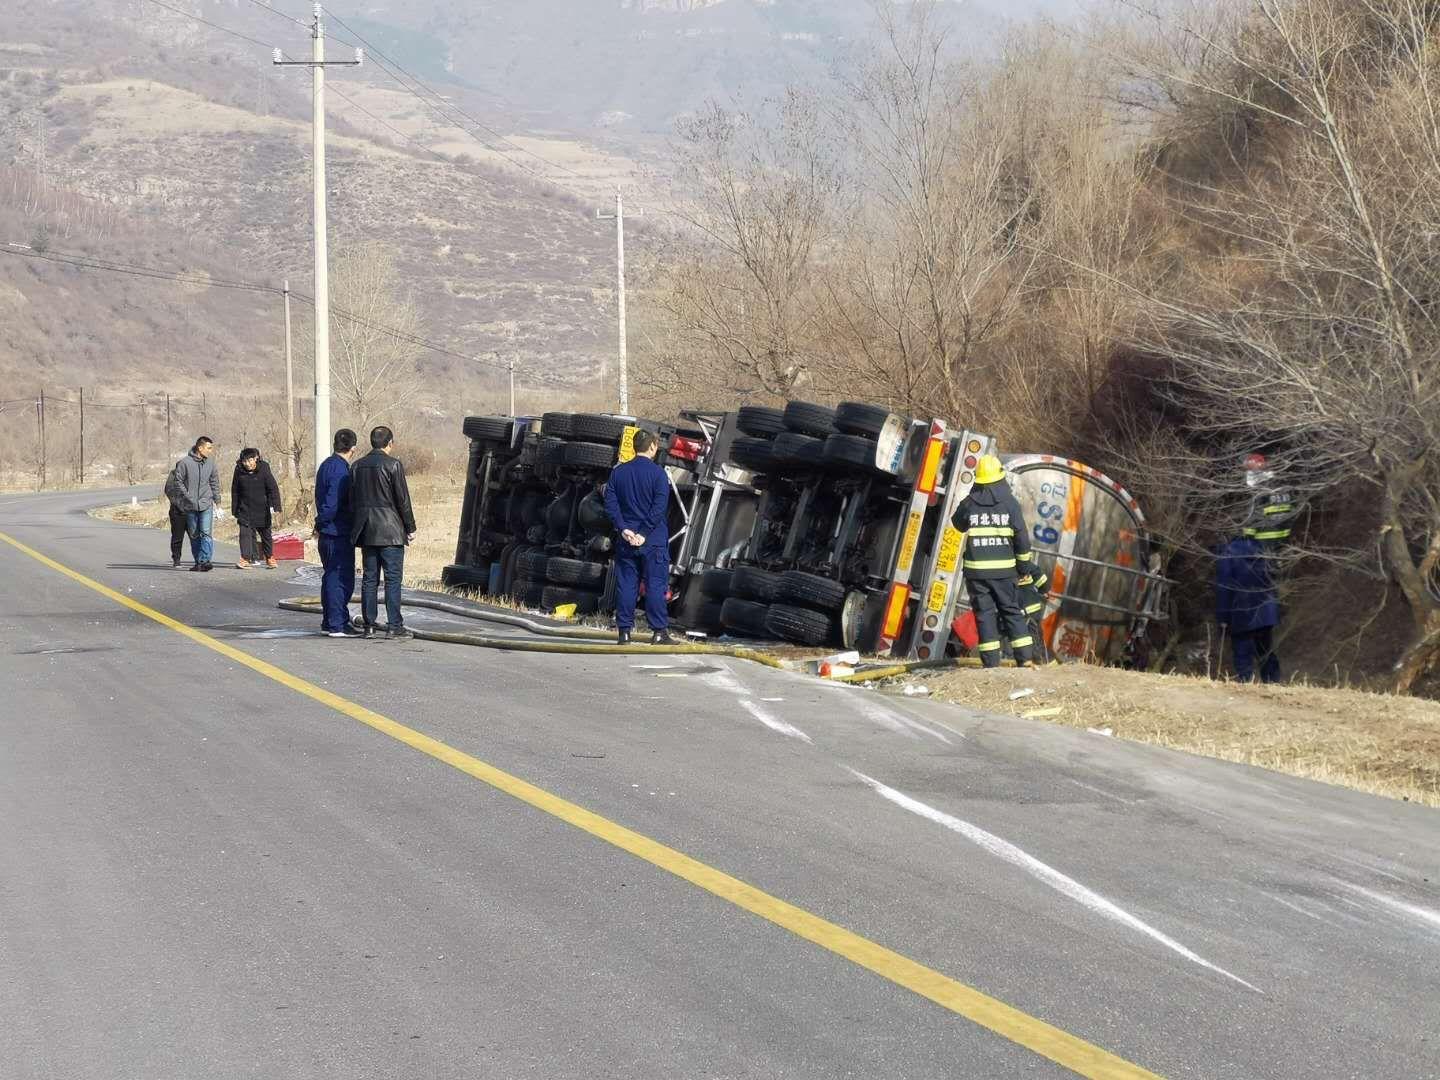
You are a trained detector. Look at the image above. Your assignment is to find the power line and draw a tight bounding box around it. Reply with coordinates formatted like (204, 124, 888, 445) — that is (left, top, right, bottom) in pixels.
(0, 242, 564, 386)
(319, 6, 594, 196)
(140, 0, 279, 52)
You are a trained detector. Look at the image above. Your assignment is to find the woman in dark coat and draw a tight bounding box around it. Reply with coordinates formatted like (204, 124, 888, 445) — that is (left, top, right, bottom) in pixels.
(231, 448, 283, 568)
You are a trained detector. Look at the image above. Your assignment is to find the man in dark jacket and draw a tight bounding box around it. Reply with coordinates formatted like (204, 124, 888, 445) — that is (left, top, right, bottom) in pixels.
(349, 425, 416, 640)
(604, 429, 673, 645)
(314, 428, 360, 637)
(1215, 536, 1281, 683)
(162, 470, 188, 571)
(169, 436, 221, 572)
(230, 448, 283, 569)
(951, 455, 1035, 668)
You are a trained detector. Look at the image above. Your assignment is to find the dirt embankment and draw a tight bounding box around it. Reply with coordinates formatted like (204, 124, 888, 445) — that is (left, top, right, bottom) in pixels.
(922, 663, 1440, 808)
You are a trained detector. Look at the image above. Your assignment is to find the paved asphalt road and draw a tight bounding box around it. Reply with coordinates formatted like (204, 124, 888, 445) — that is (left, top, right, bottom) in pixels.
(1, 488, 1437, 1080)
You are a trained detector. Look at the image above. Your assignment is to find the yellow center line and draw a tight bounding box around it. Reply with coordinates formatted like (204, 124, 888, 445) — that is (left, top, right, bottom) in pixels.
(0, 528, 1162, 1080)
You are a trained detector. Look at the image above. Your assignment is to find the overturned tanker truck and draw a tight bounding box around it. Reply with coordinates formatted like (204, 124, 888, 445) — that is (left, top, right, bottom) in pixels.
(441, 402, 1168, 663)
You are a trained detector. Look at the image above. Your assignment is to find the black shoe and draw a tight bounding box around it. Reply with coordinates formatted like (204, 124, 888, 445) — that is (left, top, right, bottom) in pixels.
(385, 626, 415, 641)
(327, 626, 365, 638)
(617, 630, 632, 645)
(172, 559, 182, 570)
(650, 631, 677, 646)
(199, 562, 214, 572)
(359, 624, 376, 639)
(189, 563, 202, 572)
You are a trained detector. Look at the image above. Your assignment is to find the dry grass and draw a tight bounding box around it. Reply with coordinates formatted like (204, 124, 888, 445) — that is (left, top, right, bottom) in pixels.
(924, 665, 1440, 808)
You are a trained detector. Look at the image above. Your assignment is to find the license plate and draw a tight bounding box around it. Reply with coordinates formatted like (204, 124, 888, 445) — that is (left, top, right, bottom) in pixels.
(617, 426, 641, 463)
(927, 580, 948, 613)
(897, 510, 922, 571)
(937, 525, 962, 573)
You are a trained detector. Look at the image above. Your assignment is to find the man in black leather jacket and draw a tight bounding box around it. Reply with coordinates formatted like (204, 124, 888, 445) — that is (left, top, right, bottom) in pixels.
(349, 425, 417, 640)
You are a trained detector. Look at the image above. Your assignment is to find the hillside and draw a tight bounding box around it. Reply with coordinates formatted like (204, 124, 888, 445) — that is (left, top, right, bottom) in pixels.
(0, 0, 636, 437)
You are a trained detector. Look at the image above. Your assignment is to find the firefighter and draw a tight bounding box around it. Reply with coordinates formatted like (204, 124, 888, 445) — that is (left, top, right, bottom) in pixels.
(952, 455, 1035, 668)
(1241, 453, 1300, 546)
(1018, 565, 1051, 659)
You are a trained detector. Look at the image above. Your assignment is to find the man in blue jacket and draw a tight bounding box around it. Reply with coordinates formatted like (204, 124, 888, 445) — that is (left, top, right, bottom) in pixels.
(604, 429, 674, 645)
(314, 428, 361, 638)
(1215, 536, 1281, 683)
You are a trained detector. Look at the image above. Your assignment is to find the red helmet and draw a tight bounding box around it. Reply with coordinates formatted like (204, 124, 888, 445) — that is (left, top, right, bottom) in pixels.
(1244, 453, 1268, 471)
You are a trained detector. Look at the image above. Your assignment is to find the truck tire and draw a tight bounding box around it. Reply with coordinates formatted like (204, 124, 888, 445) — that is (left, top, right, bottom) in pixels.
(700, 568, 733, 599)
(764, 603, 836, 646)
(736, 405, 787, 438)
(779, 570, 846, 612)
(720, 597, 770, 637)
(536, 436, 564, 465)
(770, 432, 826, 471)
(517, 548, 549, 580)
(546, 557, 607, 588)
(570, 413, 629, 445)
(834, 402, 892, 439)
(542, 585, 601, 615)
(522, 582, 546, 608)
(561, 441, 617, 469)
(692, 598, 725, 633)
(783, 400, 838, 438)
(462, 415, 512, 442)
(731, 565, 783, 603)
(542, 412, 576, 439)
(729, 436, 776, 474)
(441, 563, 491, 590)
(823, 433, 882, 473)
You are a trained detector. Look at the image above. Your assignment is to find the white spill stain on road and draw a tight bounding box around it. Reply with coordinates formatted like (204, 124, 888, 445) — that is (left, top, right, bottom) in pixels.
(695, 660, 813, 744)
(853, 699, 920, 740)
(1350, 884, 1440, 935)
(741, 700, 813, 744)
(848, 768, 1262, 992)
(1261, 892, 1339, 927)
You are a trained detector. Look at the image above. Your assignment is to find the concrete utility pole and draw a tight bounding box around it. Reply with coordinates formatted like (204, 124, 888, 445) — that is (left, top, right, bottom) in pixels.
(597, 190, 641, 415)
(35, 390, 45, 491)
(78, 386, 84, 485)
(508, 355, 516, 417)
(275, 8, 362, 474)
(283, 278, 296, 479)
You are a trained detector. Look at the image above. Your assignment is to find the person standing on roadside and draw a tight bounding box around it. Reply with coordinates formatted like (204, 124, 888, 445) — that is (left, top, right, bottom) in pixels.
(230, 448, 283, 570)
(170, 435, 220, 572)
(604, 429, 674, 646)
(1215, 535, 1282, 684)
(314, 429, 361, 638)
(350, 426, 416, 641)
(163, 467, 188, 571)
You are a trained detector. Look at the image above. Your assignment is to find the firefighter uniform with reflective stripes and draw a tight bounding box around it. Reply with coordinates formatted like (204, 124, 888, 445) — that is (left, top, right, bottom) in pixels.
(1243, 490, 1299, 544)
(951, 457, 1034, 668)
(1018, 567, 1050, 656)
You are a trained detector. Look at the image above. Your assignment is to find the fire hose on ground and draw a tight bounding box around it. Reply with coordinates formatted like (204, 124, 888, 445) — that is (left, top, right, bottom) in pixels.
(275, 590, 1036, 678)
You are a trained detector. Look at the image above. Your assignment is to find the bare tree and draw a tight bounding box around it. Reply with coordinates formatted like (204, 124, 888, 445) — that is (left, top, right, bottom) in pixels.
(1116, 0, 1440, 689)
(654, 88, 843, 400)
(327, 243, 423, 430)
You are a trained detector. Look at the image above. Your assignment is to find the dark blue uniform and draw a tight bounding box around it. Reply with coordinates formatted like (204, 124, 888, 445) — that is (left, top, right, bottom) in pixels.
(314, 453, 354, 633)
(604, 455, 671, 631)
(1215, 537, 1280, 683)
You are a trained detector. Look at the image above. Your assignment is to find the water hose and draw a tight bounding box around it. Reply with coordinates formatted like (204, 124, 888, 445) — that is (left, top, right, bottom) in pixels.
(277, 597, 789, 669)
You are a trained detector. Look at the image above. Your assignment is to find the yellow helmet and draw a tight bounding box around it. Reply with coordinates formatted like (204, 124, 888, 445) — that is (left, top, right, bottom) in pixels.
(974, 454, 1005, 485)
